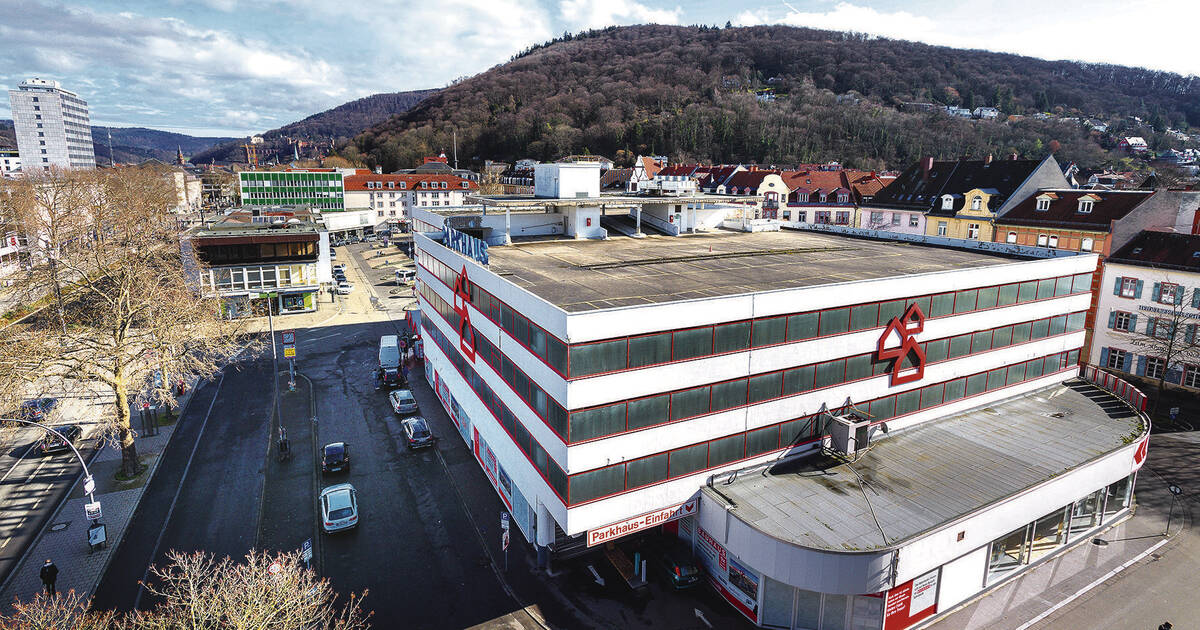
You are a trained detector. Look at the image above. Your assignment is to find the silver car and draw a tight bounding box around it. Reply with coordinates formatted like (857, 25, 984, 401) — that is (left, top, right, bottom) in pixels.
(320, 483, 359, 533)
(389, 389, 418, 415)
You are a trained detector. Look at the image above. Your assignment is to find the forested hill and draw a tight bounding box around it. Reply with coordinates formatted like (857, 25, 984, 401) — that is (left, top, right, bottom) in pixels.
(190, 89, 437, 165)
(0, 119, 234, 165)
(347, 24, 1200, 172)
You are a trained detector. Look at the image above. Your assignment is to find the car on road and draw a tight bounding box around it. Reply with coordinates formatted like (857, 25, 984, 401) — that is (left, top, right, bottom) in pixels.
(10, 397, 57, 424)
(40, 424, 82, 455)
(319, 483, 358, 533)
(650, 538, 702, 589)
(389, 389, 418, 415)
(336, 282, 354, 295)
(322, 442, 350, 473)
(401, 416, 434, 449)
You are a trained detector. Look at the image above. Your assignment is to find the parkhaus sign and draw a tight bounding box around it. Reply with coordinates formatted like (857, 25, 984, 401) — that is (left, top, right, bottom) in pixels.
(587, 499, 697, 547)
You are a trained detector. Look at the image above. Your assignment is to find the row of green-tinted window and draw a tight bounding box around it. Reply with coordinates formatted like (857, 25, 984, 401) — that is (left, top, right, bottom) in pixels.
(418, 252, 569, 376)
(566, 350, 1080, 505)
(567, 273, 1093, 378)
(240, 172, 341, 183)
(419, 283, 570, 441)
(566, 311, 1087, 443)
(421, 316, 568, 503)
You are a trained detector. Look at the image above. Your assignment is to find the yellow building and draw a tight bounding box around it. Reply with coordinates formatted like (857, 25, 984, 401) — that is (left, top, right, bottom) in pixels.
(924, 188, 1000, 241)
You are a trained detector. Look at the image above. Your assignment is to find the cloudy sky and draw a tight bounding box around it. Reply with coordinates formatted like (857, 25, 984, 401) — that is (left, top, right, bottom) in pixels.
(1, 0, 1196, 138)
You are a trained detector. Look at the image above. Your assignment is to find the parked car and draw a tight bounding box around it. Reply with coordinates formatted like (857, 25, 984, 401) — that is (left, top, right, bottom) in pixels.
(333, 263, 346, 272)
(11, 398, 57, 424)
(401, 417, 434, 449)
(651, 539, 702, 589)
(330, 249, 338, 259)
(319, 483, 358, 533)
(40, 424, 82, 455)
(333, 272, 347, 284)
(322, 442, 350, 473)
(389, 389, 419, 415)
(336, 282, 353, 295)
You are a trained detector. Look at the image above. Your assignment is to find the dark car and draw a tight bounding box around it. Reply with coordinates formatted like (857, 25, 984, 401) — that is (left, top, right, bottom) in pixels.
(11, 398, 57, 425)
(322, 442, 350, 473)
(40, 424, 82, 455)
(401, 417, 434, 449)
(652, 540, 702, 589)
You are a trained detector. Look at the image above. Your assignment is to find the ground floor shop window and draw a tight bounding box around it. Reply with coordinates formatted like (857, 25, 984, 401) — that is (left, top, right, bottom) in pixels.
(793, 589, 821, 629)
(1028, 507, 1069, 563)
(280, 293, 308, 312)
(987, 525, 1028, 583)
(1068, 490, 1102, 541)
(820, 594, 847, 630)
(1104, 475, 1132, 519)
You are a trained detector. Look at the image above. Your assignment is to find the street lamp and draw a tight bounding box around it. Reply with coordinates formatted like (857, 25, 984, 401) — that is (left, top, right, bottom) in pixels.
(1, 418, 104, 547)
(1166, 483, 1184, 536)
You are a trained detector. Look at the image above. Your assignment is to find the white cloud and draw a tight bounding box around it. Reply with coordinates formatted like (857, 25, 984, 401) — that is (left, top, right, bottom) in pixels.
(559, 0, 682, 30)
(734, 2, 936, 40)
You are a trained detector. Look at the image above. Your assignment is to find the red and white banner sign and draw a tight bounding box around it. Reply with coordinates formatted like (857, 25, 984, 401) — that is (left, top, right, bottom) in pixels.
(587, 499, 697, 547)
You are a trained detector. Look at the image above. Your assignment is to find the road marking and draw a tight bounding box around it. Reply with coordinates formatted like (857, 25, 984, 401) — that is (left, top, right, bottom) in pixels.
(0, 442, 38, 485)
(303, 332, 342, 344)
(694, 609, 713, 629)
(1013, 536, 1173, 630)
(133, 373, 225, 611)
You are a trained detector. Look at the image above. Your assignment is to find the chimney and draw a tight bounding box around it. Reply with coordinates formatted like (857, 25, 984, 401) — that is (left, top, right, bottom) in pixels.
(921, 156, 933, 182)
(984, 154, 993, 166)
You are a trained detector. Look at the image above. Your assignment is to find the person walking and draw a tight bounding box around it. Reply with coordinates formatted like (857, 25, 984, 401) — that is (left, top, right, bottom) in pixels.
(39, 558, 58, 597)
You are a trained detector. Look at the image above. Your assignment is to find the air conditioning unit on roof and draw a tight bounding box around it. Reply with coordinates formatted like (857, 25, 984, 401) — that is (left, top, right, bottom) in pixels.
(826, 410, 872, 458)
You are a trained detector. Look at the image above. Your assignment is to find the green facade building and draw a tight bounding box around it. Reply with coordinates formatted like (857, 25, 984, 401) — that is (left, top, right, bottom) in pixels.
(239, 170, 346, 210)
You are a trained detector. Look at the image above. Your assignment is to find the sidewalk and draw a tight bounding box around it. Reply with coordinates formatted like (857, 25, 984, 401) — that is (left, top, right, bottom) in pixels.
(928, 433, 1193, 630)
(0, 382, 201, 609)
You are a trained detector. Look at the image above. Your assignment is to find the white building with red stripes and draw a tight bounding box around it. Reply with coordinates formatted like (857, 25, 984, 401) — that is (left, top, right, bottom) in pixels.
(412, 217, 1149, 630)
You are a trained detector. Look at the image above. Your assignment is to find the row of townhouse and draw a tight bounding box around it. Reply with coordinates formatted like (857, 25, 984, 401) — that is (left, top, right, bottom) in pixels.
(653, 163, 894, 220)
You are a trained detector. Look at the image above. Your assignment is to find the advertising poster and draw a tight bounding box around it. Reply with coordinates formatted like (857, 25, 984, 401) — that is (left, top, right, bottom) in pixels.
(883, 569, 939, 630)
(696, 526, 759, 623)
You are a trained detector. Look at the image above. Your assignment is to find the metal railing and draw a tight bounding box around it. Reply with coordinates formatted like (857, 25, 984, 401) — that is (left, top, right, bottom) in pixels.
(1080, 364, 1148, 412)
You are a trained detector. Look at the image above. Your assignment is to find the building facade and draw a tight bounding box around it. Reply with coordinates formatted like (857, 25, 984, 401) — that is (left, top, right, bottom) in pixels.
(192, 223, 330, 317)
(8, 78, 96, 171)
(238, 168, 348, 210)
(0, 149, 19, 176)
(343, 172, 480, 225)
(1091, 231, 1200, 391)
(413, 215, 1145, 629)
(862, 155, 1069, 239)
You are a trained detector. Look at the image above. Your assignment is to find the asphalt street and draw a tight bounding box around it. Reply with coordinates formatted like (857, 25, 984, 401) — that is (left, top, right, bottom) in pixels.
(91, 356, 272, 611)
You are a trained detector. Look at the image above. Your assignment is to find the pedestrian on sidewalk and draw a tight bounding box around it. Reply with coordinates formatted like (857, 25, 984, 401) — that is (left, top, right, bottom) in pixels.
(39, 558, 58, 597)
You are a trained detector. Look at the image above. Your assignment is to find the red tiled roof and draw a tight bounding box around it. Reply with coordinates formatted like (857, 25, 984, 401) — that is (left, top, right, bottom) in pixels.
(781, 169, 846, 192)
(724, 170, 780, 191)
(997, 189, 1154, 229)
(638, 156, 664, 179)
(844, 170, 889, 198)
(658, 164, 700, 177)
(344, 173, 478, 192)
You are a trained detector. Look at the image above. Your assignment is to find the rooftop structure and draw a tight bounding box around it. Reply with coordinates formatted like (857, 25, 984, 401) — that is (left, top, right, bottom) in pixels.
(483, 229, 1037, 313)
(705, 379, 1142, 553)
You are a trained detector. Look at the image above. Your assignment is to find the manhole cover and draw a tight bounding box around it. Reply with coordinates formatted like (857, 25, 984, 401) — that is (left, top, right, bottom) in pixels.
(49, 522, 69, 532)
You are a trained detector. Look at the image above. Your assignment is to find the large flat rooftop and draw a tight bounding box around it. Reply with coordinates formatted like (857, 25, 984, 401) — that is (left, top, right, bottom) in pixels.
(484, 229, 1032, 313)
(702, 380, 1144, 552)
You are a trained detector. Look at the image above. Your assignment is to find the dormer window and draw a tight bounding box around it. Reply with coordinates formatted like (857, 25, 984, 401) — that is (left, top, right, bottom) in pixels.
(400, 182, 406, 189)
(366, 181, 374, 189)
(1078, 199, 1094, 213)
(1036, 198, 1050, 211)
(461, 182, 469, 189)
(837, 193, 849, 203)
(941, 195, 954, 210)
(421, 181, 428, 189)
(971, 196, 982, 210)
(388, 182, 395, 189)
(441, 181, 447, 189)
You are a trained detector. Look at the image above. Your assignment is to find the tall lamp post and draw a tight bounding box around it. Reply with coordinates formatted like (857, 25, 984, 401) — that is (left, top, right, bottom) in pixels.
(2, 419, 105, 547)
(1166, 483, 1184, 536)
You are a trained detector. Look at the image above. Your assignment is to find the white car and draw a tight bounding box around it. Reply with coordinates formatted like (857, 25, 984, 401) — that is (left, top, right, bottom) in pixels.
(320, 483, 358, 533)
(336, 282, 353, 295)
(389, 389, 418, 415)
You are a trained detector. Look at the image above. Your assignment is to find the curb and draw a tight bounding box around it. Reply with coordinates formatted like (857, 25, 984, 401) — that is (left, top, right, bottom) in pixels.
(0, 375, 203, 604)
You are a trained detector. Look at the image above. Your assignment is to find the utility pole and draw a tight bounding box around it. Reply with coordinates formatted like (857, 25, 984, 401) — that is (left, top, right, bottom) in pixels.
(453, 129, 458, 170)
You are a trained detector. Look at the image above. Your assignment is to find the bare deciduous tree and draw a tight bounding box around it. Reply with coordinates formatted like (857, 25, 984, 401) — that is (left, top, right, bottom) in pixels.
(0, 166, 257, 477)
(0, 552, 368, 630)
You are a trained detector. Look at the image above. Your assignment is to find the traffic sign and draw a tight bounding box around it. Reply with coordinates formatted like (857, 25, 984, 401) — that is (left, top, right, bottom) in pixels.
(268, 561, 283, 575)
(284, 346, 296, 358)
(83, 475, 95, 495)
(85, 501, 102, 521)
(301, 538, 313, 562)
(502, 530, 510, 551)
(500, 512, 509, 531)
(282, 330, 296, 345)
